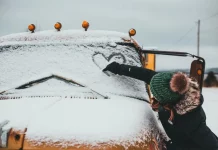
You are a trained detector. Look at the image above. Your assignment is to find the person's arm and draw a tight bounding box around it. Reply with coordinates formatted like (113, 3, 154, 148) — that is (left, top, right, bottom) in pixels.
(119, 64, 157, 84)
(103, 62, 157, 84)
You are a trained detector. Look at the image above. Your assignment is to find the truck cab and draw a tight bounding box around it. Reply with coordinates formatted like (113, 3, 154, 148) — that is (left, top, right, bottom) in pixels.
(0, 24, 166, 150)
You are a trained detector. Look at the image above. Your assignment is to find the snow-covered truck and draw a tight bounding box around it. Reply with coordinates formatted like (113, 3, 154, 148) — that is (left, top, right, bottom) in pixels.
(0, 21, 205, 150)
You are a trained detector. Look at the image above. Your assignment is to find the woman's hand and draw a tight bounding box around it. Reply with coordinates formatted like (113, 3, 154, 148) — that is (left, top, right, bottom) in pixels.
(103, 62, 121, 74)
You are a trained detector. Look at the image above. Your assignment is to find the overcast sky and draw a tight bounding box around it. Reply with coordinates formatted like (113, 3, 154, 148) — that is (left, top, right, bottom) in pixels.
(0, 0, 217, 69)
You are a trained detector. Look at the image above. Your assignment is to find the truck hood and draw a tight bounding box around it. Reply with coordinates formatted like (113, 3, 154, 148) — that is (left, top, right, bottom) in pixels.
(0, 96, 161, 148)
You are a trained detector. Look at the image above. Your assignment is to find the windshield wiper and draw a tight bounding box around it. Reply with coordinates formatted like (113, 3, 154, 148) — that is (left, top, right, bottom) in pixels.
(16, 76, 53, 89)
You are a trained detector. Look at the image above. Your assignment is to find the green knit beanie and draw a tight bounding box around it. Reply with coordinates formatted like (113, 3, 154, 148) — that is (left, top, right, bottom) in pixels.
(150, 72, 189, 104)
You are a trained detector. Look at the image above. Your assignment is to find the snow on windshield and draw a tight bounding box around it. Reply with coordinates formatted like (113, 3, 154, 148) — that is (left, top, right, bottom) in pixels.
(2, 77, 106, 99)
(0, 30, 147, 99)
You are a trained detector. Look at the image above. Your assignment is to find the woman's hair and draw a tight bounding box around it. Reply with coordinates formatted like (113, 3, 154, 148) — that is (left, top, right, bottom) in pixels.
(150, 97, 175, 124)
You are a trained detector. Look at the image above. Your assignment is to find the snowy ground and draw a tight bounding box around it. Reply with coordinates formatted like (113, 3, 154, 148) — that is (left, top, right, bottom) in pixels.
(202, 88, 218, 136)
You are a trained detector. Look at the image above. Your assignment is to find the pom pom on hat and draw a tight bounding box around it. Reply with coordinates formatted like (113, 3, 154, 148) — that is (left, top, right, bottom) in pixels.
(170, 72, 190, 95)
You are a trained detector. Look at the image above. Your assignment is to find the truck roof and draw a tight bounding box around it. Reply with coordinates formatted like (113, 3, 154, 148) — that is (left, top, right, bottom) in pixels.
(0, 30, 129, 46)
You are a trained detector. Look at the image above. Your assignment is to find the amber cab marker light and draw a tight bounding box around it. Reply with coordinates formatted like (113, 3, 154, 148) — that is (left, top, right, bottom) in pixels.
(28, 24, 35, 33)
(82, 20, 89, 31)
(54, 22, 62, 31)
(197, 69, 202, 75)
(129, 28, 136, 37)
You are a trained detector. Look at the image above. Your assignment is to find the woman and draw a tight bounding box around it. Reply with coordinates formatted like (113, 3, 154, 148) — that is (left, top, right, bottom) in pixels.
(103, 62, 218, 150)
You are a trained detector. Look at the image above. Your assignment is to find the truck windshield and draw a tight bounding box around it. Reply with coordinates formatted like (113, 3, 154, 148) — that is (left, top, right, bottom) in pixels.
(0, 42, 148, 100)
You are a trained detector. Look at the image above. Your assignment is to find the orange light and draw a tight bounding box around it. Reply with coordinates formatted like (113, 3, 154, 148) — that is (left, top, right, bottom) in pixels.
(28, 24, 35, 33)
(129, 28, 136, 36)
(54, 22, 62, 31)
(197, 69, 202, 75)
(82, 20, 89, 31)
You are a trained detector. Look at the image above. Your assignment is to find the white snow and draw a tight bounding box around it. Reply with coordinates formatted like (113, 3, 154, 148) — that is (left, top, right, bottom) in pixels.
(0, 30, 127, 45)
(202, 88, 218, 136)
(0, 96, 162, 148)
(25, 96, 158, 147)
(0, 87, 217, 148)
(0, 30, 146, 100)
(0, 30, 163, 148)
(0, 97, 60, 129)
(3, 77, 105, 99)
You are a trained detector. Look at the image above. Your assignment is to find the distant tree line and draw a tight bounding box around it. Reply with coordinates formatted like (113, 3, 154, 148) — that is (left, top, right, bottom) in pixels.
(203, 71, 218, 87)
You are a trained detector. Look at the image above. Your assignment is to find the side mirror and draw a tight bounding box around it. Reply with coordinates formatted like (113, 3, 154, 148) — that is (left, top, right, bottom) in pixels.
(189, 59, 205, 92)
